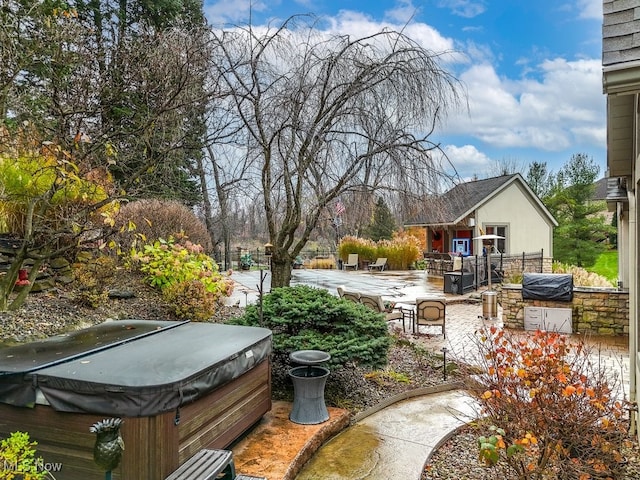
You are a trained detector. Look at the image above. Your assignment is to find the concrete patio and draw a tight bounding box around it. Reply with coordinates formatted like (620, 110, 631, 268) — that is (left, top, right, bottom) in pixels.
(225, 269, 630, 480)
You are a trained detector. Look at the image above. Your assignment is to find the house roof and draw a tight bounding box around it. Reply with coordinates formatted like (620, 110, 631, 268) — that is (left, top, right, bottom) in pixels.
(592, 177, 608, 201)
(404, 173, 557, 227)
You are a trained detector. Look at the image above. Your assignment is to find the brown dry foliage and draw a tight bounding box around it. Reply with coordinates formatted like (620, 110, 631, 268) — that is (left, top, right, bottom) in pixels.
(462, 326, 629, 479)
(114, 199, 212, 252)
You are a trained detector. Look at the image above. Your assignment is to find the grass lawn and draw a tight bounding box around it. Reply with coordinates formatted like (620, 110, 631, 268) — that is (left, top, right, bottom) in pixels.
(587, 250, 618, 282)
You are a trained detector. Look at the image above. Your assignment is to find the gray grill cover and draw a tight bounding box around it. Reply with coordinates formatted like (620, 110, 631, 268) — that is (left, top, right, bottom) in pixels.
(522, 273, 573, 302)
(0, 321, 271, 417)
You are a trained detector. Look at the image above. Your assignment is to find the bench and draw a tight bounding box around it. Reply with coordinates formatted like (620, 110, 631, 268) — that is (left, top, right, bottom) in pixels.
(164, 448, 267, 480)
(165, 449, 235, 480)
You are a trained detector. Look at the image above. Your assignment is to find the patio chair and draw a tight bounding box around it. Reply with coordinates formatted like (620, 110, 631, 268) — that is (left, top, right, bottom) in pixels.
(367, 258, 387, 272)
(337, 286, 361, 304)
(359, 293, 406, 330)
(413, 297, 446, 337)
(343, 253, 359, 270)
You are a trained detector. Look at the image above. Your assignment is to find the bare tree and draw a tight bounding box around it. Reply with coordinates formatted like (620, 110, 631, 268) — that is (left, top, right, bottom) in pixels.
(483, 156, 526, 178)
(210, 16, 463, 287)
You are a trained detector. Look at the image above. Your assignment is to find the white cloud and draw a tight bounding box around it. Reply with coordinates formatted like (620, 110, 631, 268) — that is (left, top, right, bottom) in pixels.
(577, 0, 602, 20)
(204, 0, 269, 26)
(437, 0, 487, 18)
(441, 58, 605, 153)
(323, 10, 455, 55)
(384, 0, 421, 24)
(443, 144, 492, 168)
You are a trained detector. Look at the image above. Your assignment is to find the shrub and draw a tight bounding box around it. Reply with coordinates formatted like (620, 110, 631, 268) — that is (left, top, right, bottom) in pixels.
(0, 148, 112, 239)
(308, 256, 336, 269)
(163, 280, 217, 321)
(464, 326, 629, 479)
(377, 231, 422, 270)
(338, 232, 422, 270)
(338, 236, 376, 263)
(0, 431, 48, 479)
(552, 261, 615, 287)
(72, 255, 117, 308)
(128, 236, 233, 319)
(228, 285, 391, 370)
(114, 199, 212, 252)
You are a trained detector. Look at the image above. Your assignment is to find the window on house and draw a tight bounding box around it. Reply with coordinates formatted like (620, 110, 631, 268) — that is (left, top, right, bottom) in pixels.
(485, 225, 507, 253)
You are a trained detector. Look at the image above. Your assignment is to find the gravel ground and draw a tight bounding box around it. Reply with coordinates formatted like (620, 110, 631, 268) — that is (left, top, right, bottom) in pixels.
(422, 422, 640, 480)
(2, 274, 639, 479)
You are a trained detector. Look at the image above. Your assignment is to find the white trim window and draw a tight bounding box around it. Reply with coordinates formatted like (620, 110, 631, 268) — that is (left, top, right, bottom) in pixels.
(485, 225, 507, 253)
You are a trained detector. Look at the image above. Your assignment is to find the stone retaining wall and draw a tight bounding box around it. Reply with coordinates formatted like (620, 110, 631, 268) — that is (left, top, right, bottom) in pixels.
(0, 248, 74, 293)
(500, 284, 629, 336)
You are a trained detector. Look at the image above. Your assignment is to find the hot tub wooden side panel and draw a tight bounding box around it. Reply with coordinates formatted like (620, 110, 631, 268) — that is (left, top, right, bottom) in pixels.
(178, 358, 272, 460)
(0, 360, 272, 480)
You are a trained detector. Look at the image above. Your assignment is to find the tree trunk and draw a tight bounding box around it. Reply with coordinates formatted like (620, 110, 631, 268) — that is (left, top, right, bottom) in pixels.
(8, 258, 43, 311)
(270, 254, 293, 288)
(0, 247, 31, 311)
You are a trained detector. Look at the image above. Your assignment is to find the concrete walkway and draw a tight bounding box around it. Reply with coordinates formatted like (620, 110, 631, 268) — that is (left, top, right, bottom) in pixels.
(294, 389, 476, 480)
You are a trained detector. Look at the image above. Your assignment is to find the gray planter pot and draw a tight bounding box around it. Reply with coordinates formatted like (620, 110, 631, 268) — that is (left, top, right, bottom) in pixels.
(288, 366, 330, 425)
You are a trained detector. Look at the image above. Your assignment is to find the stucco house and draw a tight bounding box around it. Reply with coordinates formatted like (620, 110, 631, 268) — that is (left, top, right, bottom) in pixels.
(602, 0, 640, 438)
(404, 173, 557, 260)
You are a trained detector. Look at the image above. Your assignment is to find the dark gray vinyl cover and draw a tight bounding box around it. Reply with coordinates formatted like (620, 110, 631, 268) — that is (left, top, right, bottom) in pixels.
(0, 320, 186, 407)
(522, 273, 574, 302)
(0, 321, 272, 417)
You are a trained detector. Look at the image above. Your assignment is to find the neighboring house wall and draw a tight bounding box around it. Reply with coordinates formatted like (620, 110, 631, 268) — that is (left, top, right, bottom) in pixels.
(406, 174, 556, 262)
(475, 181, 554, 256)
(603, 0, 639, 438)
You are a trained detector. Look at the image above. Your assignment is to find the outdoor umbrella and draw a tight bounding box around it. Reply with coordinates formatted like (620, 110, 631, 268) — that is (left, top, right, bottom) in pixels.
(472, 234, 505, 291)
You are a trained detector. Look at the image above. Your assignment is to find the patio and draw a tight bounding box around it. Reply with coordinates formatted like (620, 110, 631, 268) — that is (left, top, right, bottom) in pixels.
(226, 269, 630, 479)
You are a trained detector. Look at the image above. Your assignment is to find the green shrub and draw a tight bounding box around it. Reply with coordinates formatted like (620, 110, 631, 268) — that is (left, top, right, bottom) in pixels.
(228, 285, 391, 370)
(338, 236, 377, 263)
(114, 199, 212, 252)
(0, 431, 48, 479)
(0, 149, 112, 238)
(128, 236, 233, 318)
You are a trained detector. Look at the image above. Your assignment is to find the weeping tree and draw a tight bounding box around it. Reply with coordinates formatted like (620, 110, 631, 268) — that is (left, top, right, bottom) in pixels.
(210, 16, 463, 287)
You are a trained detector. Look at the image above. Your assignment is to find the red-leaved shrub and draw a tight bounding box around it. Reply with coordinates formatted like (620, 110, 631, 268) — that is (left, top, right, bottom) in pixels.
(463, 326, 629, 479)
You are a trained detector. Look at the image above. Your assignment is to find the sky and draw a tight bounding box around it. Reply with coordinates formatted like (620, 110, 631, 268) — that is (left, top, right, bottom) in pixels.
(202, 0, 606, 181)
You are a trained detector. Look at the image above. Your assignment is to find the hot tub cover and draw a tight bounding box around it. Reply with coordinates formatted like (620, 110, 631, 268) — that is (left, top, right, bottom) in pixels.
(0, 320, 272, 417)
(522, 273, 574, 302)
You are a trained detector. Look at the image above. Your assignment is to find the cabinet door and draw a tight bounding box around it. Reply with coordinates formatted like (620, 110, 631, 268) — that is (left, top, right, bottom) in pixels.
(543, 308, 572, 334)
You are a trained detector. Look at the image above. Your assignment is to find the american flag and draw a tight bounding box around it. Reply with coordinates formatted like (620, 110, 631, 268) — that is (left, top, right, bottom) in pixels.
(335, 201, 346, 216)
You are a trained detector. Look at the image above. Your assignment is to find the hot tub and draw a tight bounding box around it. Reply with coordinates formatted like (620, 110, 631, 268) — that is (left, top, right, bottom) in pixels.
(0, 320, 272, 480)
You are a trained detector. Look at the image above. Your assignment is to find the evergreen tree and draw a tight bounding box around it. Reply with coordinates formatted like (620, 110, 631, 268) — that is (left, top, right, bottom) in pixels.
(546, 154, 614, 267)
(526, 161, 555, 200)
(365, 197, 396, 241)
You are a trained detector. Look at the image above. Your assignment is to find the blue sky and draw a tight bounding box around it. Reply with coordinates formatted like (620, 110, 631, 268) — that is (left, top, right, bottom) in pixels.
(203, 0, 605, 180)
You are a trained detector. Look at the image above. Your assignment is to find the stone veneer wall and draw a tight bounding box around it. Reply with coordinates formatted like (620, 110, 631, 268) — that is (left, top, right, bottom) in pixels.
(500, 284, 629, 336)
(497, 255, 553, 280)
